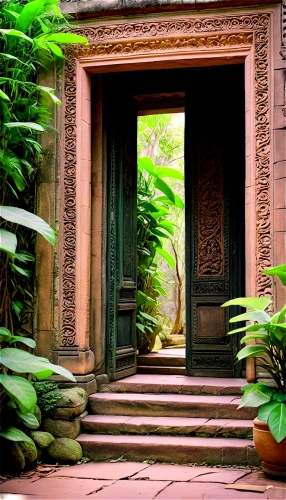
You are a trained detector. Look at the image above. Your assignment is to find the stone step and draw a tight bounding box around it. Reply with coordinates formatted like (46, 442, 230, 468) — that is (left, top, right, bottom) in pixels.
(81, 414, 254, 439)
(137, 354, 185, 366)
(137, 365, 186, 375)
(98, 374, 245, 395)
(76, 433, 259, 466)
(88, 393, 257, 420)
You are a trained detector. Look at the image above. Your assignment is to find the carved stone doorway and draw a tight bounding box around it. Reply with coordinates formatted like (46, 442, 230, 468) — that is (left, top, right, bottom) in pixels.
(101, 63, 245, 379)
(54, 10, 273, 384)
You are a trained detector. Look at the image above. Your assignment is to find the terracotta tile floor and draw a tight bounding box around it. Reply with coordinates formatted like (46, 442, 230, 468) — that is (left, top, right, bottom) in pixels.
(1, 462, 285, 499)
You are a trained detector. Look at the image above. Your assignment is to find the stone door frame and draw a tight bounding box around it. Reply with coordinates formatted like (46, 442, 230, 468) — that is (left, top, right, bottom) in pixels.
(37, 5, 282, 384)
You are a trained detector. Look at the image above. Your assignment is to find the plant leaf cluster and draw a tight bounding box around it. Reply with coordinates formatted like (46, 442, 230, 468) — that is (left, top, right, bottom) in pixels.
(136, 156, 184, 349)
(0, 326, 76, 442)
(0, 0, 87, 333)
(222, 264, 286, 443)
(0, 0, 88, 447)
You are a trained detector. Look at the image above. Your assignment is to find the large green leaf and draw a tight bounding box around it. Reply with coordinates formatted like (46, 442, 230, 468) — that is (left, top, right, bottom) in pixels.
(156, 247, 175, 268)
(4, 122, 45, 132)
(236, 344, 268, 361)
(42, 33, 88, 45)
(0, 426, 31, 442)
(157, 220, 174, 236)
(0, 228, 17, 257)
(10, 336, 36, 348)
(138, 156, 155, 174)
(0, 28, 33, 43)
(221, 297, 271, 310)
(0, 206, 56, 246)
(240, 333, 269, 344)
(239, 383, 272, 408)
(268, 403, 286, 443)
(229, 310, 271, 324)
(263, 264, 286, 286)
(258, 401, 280, 422)
(152, 166, 184, 181)
(154, 178, 175, 204)
(0, 348, 76, 382)
(17, 411, 39, 429)
(0, 374, 37, 414)
(16, 0, 45, 32)
(34, 362, 76, 382)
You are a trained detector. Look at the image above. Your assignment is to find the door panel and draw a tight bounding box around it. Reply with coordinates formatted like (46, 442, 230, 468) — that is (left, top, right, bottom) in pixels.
(185, 66, 245, 377)
(104, 77, 138, 380)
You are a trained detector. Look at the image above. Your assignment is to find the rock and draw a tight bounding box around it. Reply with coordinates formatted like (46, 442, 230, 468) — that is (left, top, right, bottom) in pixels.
(10, 442, 25, 472)
(46, 438, 83, 463)
(30, 431, 55, 449)
(52, 388, 88, 420)
(96, 374, 109, 386)
(34, 405, 42, 427)
(19, 439, 38, 467)
(42, 411, 87, 439)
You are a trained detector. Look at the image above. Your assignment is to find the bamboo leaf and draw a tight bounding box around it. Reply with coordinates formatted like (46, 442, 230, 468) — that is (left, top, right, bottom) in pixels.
(0, 89, 10, 102)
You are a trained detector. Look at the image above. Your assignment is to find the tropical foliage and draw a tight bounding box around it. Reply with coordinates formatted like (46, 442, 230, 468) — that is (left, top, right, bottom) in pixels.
(137, 114, 185, 351)
(0, 0, 87, 333)
(136, 155, 184, 351)
(222, 264, 286, 443)
(0, 0, 88, 444)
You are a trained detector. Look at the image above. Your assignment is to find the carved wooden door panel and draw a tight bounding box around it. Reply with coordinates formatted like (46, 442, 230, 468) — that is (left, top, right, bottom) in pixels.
(104, 76, 137, 380)
(185, 66, 245, 377)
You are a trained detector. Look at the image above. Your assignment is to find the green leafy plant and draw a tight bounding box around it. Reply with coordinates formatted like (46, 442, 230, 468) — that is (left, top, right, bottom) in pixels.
(222, 264, 286, 443)
(0, 0, 88, 333)
(0, 0, 88, 449)
(136, 156, 184, 351)
(0, 326, 76, 442)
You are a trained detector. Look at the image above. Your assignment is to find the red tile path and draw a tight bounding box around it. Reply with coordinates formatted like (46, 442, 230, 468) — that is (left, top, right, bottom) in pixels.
(1, 461, 285, 499)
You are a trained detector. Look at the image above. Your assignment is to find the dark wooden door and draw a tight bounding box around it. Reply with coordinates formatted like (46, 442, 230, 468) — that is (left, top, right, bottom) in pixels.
(104, 76, 138, 380)
(185, 66, 245, 377)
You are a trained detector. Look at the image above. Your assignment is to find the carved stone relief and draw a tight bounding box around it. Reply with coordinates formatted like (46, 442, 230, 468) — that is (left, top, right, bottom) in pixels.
(61, 13, 272, 347)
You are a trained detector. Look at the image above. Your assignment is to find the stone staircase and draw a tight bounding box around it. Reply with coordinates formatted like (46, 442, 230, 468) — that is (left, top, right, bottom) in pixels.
(137, 350, 186, 375)
(77, 374, 260, 467)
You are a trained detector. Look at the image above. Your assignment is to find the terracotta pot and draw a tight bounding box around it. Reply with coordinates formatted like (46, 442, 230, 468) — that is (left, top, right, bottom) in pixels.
(253, 417, 286, 479)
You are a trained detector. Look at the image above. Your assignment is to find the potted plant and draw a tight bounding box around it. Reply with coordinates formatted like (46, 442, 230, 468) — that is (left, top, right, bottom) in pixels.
(222, 264, 286, 478)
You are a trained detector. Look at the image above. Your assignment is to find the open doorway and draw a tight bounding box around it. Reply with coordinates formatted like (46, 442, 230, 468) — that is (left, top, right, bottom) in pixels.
(136, 113, 186, 373)
(102, 63, 245, 380)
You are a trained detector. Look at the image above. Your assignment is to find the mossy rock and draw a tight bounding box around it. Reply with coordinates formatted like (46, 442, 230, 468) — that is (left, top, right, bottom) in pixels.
(46, 438, 82, 463)
(19, 439, 38, 467)
(30, 431, 55, 449)
(42, 416, 81, 439)
(52, 388, 88, 419)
